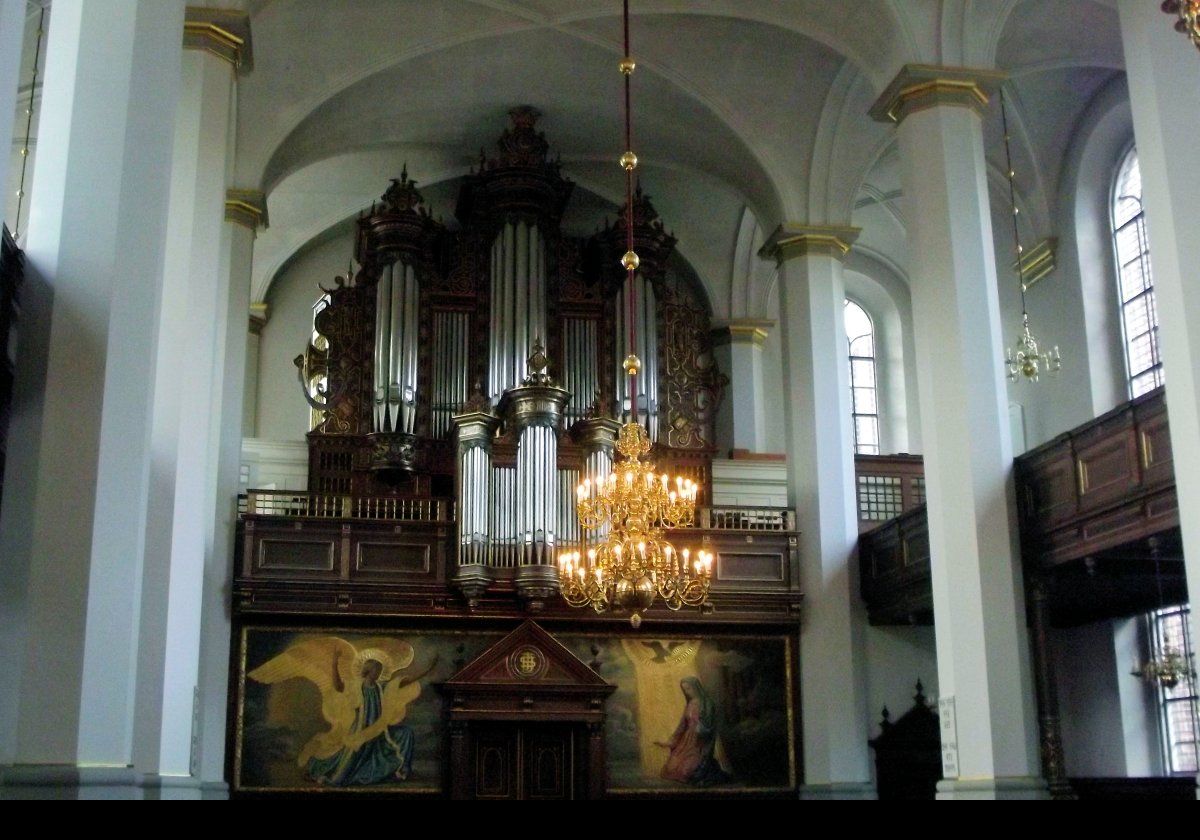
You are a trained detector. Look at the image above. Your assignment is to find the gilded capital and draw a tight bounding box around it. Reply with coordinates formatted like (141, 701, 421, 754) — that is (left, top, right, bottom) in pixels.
(711, 318, 774, 347)
(225, 188, 268, 232)
(758, 224, 859, 264)
(184, 7, 253, 72)
(248, 302, 269, 335)
(870, 64, 1007, 125)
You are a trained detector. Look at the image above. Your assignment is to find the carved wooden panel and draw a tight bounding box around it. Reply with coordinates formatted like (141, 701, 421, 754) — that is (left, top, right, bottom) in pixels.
(355, 542, 431, 575)
(1016, 387, 1178, 570)
(525, 727, 572, 800)
(717, 551, 786, 584)
(257, 538, 337, 575)
(1075, 433, 1138, 511)
(473, 727, 517, 800)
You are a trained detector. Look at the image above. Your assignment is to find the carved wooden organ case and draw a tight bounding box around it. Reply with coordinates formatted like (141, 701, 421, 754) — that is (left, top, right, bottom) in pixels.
(296, 108, 727, 609)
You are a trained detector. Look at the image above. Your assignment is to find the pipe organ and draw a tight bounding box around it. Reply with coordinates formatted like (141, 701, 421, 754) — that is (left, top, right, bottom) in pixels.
(298, 107, 727, 609)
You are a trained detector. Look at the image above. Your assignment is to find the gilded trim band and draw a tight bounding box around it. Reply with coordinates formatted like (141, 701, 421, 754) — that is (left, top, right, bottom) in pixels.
(869, 64, 1007, 125)
(758, 224, 860, 264)
(183, 8, 253, 72)
(225, 189, 268, 231)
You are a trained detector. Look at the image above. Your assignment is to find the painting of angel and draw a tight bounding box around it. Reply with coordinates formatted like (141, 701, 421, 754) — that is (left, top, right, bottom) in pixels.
(237, 629, 498, 791)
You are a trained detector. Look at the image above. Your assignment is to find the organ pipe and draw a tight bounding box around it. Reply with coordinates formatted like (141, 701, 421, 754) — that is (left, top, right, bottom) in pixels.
(614, 272, 658, 437)
(373, 261, 420, 434)
(489, 220, 548, 401)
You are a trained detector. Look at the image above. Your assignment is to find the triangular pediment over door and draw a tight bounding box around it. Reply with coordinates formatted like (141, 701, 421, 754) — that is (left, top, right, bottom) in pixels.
(439, 620, 615, 799)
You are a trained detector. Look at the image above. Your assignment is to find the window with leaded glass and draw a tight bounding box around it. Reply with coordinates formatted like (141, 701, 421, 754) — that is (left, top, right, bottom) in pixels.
(844, 298, 879, 455)
(1150, 606, 1198, 775)
(1112, 148, 1163, 398)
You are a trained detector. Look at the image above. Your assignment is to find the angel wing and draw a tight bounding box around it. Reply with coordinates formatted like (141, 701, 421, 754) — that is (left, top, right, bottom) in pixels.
(247, 636, 362, 764)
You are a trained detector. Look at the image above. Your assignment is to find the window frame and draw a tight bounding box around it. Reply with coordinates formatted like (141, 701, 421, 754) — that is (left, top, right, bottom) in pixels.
(1109, 144, 1164, 399)
(1147, 605, 1198, 776)
(844, 297, 880, 456)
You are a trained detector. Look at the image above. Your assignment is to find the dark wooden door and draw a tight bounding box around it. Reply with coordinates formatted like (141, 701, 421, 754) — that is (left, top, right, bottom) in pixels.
(469, 724, 582, 800)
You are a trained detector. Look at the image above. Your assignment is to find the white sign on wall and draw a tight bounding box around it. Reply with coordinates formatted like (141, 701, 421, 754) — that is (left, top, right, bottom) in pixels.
(938, 695, 960, 779)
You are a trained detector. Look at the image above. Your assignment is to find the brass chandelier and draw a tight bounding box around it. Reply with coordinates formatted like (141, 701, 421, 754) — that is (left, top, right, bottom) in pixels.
(1162, 1, 1200, 52)
(1000, 89, 1061, 383)
(558, 0, 713, 628)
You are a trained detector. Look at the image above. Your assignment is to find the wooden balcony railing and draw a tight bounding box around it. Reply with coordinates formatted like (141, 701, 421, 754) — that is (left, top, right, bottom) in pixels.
(239, 490, 454, 522)
(854, 453, 925, 532)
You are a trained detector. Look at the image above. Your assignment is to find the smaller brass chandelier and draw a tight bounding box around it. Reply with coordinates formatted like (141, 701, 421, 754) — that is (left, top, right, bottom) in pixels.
(1007, 314, 1061, 383)
(1162, 1, 1200, 52)
(1132, 542, 1197, 690)
(999, 90, 1061, 383)
(1132, 646, 1195, 689)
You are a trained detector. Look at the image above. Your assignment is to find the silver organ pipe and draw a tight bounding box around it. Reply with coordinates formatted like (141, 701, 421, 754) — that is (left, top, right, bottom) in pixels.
(515, 424, 558, 564)
(432, 311, 470, 437)
(373, 261, 420, 434)
(557, 467, 581, 551)
(562, 317, 599, 424)
(614, 273, 658, 437)
(488, 466, 517, 567)
(488, 220, 547, 401)
(451, 406, 498, 568)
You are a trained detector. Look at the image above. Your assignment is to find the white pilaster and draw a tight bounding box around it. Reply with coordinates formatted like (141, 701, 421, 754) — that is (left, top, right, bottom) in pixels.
(712, 319, 772, 454)
(0, 0, 26, 206)
(1118, 0, 1200, 709)
(762, 225, 872, 796)
(135, 44, 238, 780)
(871, 66, 1045, 798)
(197, 201, 259, 785)
(0, 0, 185, 770)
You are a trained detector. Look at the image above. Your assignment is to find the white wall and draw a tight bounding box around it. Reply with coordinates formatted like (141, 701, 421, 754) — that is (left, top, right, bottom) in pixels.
(864, 625, 938, 738)
(992, 76, 1135, 452)
(241, 438, 308, 491)
(1051, 617, 1164, 777)
(255, 226, 355, 442)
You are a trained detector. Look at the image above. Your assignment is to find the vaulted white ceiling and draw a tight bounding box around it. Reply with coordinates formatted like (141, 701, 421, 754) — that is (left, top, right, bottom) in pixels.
(235, 0, 1129, 316)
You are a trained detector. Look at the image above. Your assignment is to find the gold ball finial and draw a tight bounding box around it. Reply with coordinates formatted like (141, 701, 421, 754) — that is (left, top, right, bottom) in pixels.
(620, 150, 638, 170)
(619, 56, 636, 75)
(621, 250, 640, 271)
(623, 354, 642, 376)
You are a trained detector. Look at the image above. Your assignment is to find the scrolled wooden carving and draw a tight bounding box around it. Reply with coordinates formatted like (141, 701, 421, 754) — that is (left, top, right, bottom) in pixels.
(658, 280, 727, 450)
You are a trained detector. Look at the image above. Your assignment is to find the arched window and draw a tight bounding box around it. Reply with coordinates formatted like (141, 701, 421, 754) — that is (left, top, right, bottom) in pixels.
(844, 298, 879, 455)
(1112, 147, 1163, 398)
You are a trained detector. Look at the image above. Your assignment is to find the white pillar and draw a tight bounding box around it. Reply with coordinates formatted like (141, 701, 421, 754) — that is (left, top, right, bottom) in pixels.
(1118, 0, 1200, 724)
(0, 0, 184, 788)
(0, 0, 26, 206)
(712, 319, 772, 454)
(134, 37, 240, 789)
(871, 66, 1045, 799)
(761, 225, 873, 799)
(197, 191, 262, 787)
